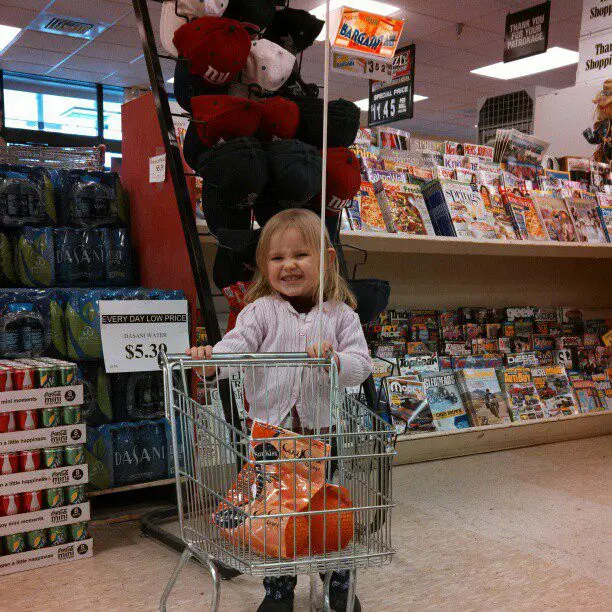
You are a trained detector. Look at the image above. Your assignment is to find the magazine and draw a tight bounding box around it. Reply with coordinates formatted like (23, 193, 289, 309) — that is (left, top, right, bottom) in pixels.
(592, 373, 612, 411)
(445, 141, 463, 156)
(596, 193, 612, 242)
(443, 154, 465, 169)
(345, 198, 363, 230)
(569, 374, 604, 413)
(501, 367, 545, 421)
(464, 143, 494, 161)
(377, 126, 410, 151)
(530, 365, 577, 417)
(440, 180, 497, 239)
(374, 181, 435, 235)
(503, 191, 547, 240)
(399, 352, 439, 375)
(357, 181, 386, 232)
(565, 192, 608, 243)
(421, 371, 470, 431)
(454, 168, 477, 184)
(506, 160, 542, 183)
(531, 193, 577, 242)
(456, 368, 511, 426)
(477, 183, 517, 240)
(410, 138, 444, 154)
(501, 129, 549, 164)
(435, 166, 455, 180)
(386, 376, 435, 434)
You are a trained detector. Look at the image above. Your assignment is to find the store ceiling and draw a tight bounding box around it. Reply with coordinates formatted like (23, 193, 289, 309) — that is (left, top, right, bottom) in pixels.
(0, 0, 582, 140)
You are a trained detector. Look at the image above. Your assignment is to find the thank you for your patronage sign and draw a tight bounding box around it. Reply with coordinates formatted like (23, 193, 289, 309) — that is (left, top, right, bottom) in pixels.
(576, 0, 612, 84)
(504, 1, 550, 63)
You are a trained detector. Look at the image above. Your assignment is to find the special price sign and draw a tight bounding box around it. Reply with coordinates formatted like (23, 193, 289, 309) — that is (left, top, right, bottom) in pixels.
(368, 45, 415, 127)
(100, 300, 189, 373)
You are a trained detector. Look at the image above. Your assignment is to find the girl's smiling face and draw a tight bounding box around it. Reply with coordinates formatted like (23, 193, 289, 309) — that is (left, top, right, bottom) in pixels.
(266, 227, 319, 298)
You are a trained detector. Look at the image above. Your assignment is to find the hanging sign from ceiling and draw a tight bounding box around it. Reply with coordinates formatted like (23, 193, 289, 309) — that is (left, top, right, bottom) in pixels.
(504, 1, 550, 63)
(368, 45, 415, 127)
(332, 7, 403, 60)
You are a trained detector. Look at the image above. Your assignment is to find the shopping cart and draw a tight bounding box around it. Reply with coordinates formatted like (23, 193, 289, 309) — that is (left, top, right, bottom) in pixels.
(159, 351, 395, 612)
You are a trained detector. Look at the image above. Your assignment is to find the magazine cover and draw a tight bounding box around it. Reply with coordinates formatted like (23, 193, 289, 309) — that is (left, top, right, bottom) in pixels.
(457, 368, 511, 426)
(454, 168, 477, 184)
(478, 183, 517, 240)
(503, 191, 547, 241)
(399, 352, 439, 375)
(530, 365, 577, 417)
(440, 180, 497, 239)
(375, 181, 435, 235)
(596, 193, 612, 242)
(464, 143, 494, 162)
(501, 367, 545, 421)
(358, 181, 387, 232)
(435, 166, 455, 180)
(421, 152, 445, 167)
(569, 375, 604, 413)
(565, 193, 608, 243)
(377, 126, 410, 151)
(443, 154, 465, 169)
(531, 193, 577, 242)
(592, 373, 612, 411)
(410, 137, 444, 154)
(445, 141, 464, 156)
(503, 129, 549, 164)
(345, 198, 363, 230)
(506, 160, 542, 183)
(386, 376, 435, 435)
(421, 371, 470, 431)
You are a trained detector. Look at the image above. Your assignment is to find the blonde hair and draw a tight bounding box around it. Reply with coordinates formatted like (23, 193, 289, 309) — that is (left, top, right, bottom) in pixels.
(246, 209, 357, 309)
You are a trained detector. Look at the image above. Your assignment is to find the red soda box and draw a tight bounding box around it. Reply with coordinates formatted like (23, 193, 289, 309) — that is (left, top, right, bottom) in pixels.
(0, 366, 10, 391)
(22, 490, 43, 512)
(11, 367, 35, 390)
(18, 449, 42, 472)
(0, 452, 19, 474)
(17, 409, 39, 431)
(0, 493, 22, 516)
(0, 411, 17, 433)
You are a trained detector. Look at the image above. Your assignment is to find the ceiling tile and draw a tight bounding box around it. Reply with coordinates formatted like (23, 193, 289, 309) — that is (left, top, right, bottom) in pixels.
(505, 0, 582, 21)
(399, 11, 452, 43)
(1, 45, 68, 67)
(548, 18, 581, 51)
(0, 0, 49, 9)
(49, 67, 112, 82)
(426, 50, 502, 73)
(424, 26, 502, 52)
(46, 0, 132, 24)
(0, 6, 38, 28)
(78, 40, 142, 62)
(17, 29, 86, 54)
(0, 59, 48, 75)
(413, 41, 455, 63)
(466, 9, 507, 35)
(404, 0, 508, 23)
(95, 24, 141, 47)
(52, 54, 123, 74)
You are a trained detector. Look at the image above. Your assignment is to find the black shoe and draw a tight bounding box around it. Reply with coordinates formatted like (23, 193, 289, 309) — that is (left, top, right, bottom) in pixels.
(256, 595, 294, 612)
(329, 589, 362, 612)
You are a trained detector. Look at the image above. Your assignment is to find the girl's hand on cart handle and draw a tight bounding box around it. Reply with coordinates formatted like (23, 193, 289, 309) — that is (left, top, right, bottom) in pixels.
(307, 342, 340, 371)
(186, 345, 216, 378)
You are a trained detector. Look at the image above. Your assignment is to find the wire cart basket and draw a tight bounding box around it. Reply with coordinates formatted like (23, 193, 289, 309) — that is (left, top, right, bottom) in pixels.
(159, 351, 396, 612)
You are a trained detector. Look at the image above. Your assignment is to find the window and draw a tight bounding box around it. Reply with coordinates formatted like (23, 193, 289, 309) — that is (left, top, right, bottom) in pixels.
(103, 86, 124, 141)
(4, 73, 98, 137)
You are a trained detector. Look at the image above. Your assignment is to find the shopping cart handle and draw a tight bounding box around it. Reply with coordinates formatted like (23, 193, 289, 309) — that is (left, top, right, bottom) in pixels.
(162, 351, 331, 366)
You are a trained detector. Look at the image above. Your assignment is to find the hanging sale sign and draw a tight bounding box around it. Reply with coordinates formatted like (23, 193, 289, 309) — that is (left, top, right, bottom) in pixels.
(331, 52, 394, 82)
(332, 8, 403, 60)
(100, 300, 189, 373)
(504, 1, 550, 63)
(368, 45, 415, 127)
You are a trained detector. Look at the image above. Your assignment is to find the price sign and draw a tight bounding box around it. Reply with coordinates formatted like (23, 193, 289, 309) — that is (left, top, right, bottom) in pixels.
(368, 45, 415, 127)
(100, 300, 189, 373)
(331, 52, 393, 81)
(149, 154, 166, 183)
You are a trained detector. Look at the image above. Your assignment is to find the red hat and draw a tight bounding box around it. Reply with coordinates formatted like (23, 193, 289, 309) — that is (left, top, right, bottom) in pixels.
(173, 17, 251, 86)
(257, 97, 300, 141)
(324, 147, 361, 215)
(191, 95, 263, 146)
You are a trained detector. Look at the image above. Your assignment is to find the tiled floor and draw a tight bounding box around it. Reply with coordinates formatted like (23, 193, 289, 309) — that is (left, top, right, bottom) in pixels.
(3, 436, 610, 611)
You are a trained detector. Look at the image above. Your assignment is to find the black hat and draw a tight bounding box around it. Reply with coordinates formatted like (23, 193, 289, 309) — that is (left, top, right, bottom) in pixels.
(277, 69, 319, 101)
(172, 60, 228, 113)
(223, 0, 276, 34)
(253, 139, 322, 228)
(196, 137, 268, 233)
(349, 279, 390, 324)
(264, 8, 324, 54)
(295, 98, 360, 147)
(213, 228, 261, 290)
(182, 122, 207, 172)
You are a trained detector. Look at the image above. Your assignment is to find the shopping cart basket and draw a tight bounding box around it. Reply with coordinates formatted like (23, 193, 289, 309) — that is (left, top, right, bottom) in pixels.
(159, 351, 396, 612)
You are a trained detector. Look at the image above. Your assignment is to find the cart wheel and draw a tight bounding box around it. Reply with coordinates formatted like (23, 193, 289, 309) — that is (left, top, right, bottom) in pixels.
(214, 561, 242, 581)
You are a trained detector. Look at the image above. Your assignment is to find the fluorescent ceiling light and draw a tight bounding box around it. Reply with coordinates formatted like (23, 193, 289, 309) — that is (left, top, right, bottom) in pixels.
(311, 1, 400, 41)
(354, 94, 428, 111)
(0, 24, 21, 54)
(471, 47, 579, 80)
(167, 77, 174, 84)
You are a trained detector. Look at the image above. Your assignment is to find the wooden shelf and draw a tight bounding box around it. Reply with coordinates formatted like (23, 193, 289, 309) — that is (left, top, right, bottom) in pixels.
(87, 478, 176, 497)
(395, 411, 612, 465)
(340, 230, 612, 259)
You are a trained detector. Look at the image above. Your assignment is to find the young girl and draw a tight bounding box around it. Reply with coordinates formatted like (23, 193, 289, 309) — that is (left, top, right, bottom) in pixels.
(188, 208, 372, 612)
